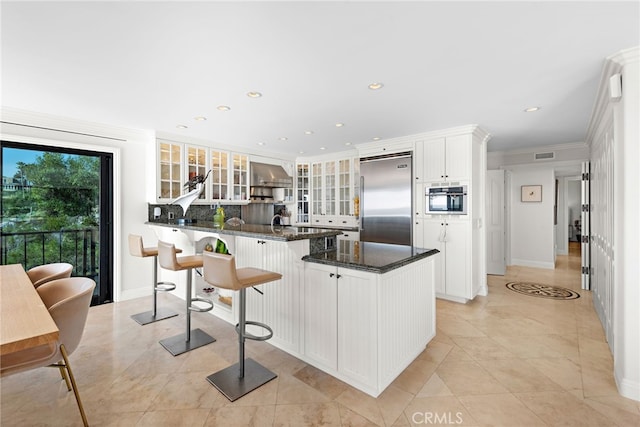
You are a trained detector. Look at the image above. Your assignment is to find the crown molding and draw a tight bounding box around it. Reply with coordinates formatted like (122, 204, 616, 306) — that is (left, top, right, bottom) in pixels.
(355, 124, 491, 151)
(585, 46, 639, 145)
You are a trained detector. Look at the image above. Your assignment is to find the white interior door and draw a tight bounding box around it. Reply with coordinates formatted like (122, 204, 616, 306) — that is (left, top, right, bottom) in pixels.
(486, 170, 506, 275)
(581, 162, 591, 290)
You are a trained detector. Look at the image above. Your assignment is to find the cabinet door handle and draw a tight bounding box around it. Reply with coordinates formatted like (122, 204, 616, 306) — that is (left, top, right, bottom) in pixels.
(360, 176, 365, 231)
(329, 273, 335, 278)
(336, 274, 342, 279)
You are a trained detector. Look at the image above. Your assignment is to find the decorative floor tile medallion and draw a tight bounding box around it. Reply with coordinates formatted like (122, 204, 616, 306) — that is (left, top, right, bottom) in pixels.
(506, 282, 580, 300)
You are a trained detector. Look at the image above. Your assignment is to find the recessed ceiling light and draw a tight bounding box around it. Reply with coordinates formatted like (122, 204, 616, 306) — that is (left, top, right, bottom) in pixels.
(279, 137, 288, 141)
(304, 131, 314, 135)
(176, 125, 188, 129)
(524, 106, 541, 112)
(217, 105, 231, 111)
(299, 151, 305, 154)
(368, 82, 384, 90)
(257, 142, 266, 146)
(319, 147, 326, 150)
(345, 142, 352, 146)
(247, 91, 262, 98)
(372, 137, 381, 141)
(335, 123, 344, 127)
(194, 116, 207, 121)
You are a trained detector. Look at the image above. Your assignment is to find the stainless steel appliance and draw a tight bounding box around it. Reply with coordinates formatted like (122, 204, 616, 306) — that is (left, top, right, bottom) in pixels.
(250, 162, 293, 188)
(359, 152, 412, 245)
(426, 185, 467, 215)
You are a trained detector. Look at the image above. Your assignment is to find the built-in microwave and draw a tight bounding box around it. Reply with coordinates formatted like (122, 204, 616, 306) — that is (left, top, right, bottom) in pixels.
(426, 185, 468, 215)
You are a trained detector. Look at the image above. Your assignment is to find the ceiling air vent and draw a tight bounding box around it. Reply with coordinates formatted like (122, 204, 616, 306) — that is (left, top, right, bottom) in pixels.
(534, 152, 555, 160)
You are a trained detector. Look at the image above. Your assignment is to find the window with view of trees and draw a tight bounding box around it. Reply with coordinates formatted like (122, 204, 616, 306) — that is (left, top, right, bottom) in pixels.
(1, 142, 113, 305)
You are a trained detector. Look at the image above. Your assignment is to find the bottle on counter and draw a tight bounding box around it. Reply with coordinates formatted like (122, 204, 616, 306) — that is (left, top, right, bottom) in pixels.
(215, 238, 230, 255)
(213, 206, 225, 227)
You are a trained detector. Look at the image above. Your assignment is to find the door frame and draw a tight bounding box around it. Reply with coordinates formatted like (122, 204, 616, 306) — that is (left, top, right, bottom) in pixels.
(0, 134, 120, 303)
(486, 169, 506, 275)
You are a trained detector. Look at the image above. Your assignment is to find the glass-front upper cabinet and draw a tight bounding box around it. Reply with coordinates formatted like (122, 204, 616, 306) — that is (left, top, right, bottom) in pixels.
(338, 158, 351, 216)
(186, 145, 207, 200)
(210, 149, 228, 201)
(324, 160, 336, 216)
(158, 140, 182, 201)
(232, 154, 249, 201)
(311, 162, 323, 216)
(296, 163, 309, 224)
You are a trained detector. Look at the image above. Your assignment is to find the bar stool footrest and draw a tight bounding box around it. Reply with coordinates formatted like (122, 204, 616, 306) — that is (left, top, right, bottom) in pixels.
(159, 328, 216, 356)
(155, 281, 176, 292)
(131, 307, 178, 325)
(206, 358, 277, 402)
(236, 321, 273, 341)
(189, 297, 214, 312)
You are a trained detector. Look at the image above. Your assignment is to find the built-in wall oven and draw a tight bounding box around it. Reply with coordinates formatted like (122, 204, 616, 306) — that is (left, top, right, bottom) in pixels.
(426, 185, 467, 215)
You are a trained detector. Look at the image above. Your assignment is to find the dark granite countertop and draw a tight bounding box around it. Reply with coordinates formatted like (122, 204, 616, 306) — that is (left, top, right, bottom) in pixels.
(146, 221, 342, 242)
(302, 241, 439, 274)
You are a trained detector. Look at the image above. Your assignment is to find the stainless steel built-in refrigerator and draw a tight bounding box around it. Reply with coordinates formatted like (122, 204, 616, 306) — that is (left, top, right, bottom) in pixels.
(359, 152, 412, 245)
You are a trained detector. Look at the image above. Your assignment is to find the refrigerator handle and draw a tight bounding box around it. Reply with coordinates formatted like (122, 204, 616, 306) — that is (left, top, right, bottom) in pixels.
(359, 176, 365, 231)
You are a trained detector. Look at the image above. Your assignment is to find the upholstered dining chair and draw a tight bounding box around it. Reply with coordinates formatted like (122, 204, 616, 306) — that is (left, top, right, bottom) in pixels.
(26, 262, 73, 288)
(0, 277, 95, 427)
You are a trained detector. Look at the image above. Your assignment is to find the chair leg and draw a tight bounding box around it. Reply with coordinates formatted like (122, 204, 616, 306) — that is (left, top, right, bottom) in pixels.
(58, 365, 72, 391)
(60, 344, 89, 427)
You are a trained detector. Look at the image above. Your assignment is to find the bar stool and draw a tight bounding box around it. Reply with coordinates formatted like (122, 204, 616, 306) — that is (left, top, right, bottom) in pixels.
(128, 234, 180, 325)
(157, 240, 215, 356)
(202, 251, 282, 401)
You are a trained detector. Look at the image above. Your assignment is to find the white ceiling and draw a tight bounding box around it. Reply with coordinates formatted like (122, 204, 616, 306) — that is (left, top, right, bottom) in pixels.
(1, 1, 638, 156)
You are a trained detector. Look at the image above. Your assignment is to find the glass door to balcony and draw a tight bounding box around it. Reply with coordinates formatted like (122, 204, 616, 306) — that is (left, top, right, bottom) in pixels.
(1, 141, 113, 305)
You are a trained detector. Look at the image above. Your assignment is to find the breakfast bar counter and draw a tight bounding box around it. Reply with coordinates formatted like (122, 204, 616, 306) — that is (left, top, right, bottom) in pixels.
(147, 222, 438, 397)
(146, 221, 341, 242)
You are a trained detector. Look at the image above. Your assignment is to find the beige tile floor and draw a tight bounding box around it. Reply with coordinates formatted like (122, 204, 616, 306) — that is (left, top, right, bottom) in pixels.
(2, 243, 639, 426)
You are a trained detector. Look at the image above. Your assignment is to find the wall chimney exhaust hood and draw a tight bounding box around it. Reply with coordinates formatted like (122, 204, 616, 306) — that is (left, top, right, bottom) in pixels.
(250, 162, 293, 188)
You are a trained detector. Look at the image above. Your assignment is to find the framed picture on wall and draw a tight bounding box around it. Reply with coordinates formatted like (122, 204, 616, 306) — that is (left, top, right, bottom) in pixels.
(521, 185, 542, 202)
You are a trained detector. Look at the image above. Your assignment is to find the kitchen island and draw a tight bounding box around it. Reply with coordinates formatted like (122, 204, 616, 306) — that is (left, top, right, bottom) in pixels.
(147, 221, 438, 397)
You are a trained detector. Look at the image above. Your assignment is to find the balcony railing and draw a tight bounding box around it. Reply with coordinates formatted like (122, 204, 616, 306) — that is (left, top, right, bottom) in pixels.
(1, 228, 99, 280)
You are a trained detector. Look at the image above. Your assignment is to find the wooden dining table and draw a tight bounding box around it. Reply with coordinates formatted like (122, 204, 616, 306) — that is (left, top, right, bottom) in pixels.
(0, 264, 59, 355)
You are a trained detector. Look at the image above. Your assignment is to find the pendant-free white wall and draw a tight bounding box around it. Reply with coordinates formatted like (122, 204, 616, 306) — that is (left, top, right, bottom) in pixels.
(509, 168, 556, 269)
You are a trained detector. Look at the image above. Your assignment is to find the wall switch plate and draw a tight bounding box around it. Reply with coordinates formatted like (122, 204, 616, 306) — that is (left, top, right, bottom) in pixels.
(168, 212, 175, 220)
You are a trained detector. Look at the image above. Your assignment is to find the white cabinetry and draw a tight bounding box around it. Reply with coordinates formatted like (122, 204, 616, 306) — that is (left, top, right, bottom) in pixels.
(209, 150, 249, 203)
(155, 139, 249, 204)
(235, 236, 307, 353)
(303, 263, 338, 370)
(295, 163, 310, 224)
(303, 264, 378, 391)
(412, 126, 488, 302)
(302, 257, 436, 396)
(415, 135, 471, 183)
(186, 145, 208, 201)
(157, 140, 183, 201)
(308, 156, 358, 227)
(423, 219, 470, 301)
(337, 267, 378, 389)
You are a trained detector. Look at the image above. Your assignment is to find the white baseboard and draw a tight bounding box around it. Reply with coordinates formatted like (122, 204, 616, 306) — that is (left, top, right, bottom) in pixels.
(615, 367, 640, 402)
(511, 258, 555, 270)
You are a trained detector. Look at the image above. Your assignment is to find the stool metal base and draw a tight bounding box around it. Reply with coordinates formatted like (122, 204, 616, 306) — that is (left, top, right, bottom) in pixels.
(159, 328, 215, 356)
(206, 358, 277, 402)
(131, 307, 178, 325)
